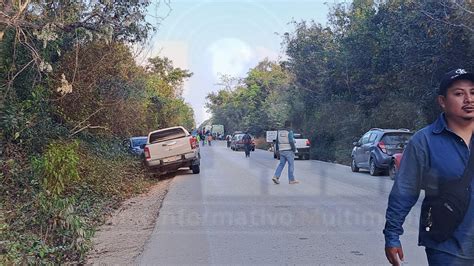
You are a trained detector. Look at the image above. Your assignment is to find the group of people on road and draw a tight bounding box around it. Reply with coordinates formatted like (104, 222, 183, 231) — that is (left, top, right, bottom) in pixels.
(197, 130, 213, 146)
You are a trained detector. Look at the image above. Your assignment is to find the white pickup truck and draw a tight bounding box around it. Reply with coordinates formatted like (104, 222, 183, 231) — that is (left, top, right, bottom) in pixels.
(268, 131, 311, 160)
(293, 133, 311, 160)
(144, 126, 200, 175)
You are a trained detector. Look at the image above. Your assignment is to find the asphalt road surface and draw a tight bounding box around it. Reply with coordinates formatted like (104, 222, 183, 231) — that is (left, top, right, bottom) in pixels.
(137, 141, 427, 265)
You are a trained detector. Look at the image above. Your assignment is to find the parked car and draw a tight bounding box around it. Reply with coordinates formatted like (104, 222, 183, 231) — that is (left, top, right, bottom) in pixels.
(389, 152, 403, 180)
(230, 133, 255, 151)
(351, 128, 413, 176)
(144, 126, 200, 175)
(273, 133, 311, 160)
(124, 136, 148, 156)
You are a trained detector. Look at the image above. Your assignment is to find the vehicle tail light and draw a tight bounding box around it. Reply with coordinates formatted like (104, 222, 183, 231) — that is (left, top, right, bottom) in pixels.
(306, 140, 311, 146)
(190, 137, 197, 149)
(144, 146, 151, 159)
(378, 141, 387, 154)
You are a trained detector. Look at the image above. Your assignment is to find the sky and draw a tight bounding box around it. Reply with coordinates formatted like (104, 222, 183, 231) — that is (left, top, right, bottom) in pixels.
(143, 0, 333, 126)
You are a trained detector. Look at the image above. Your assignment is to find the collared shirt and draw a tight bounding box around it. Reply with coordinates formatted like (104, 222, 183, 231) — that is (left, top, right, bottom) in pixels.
(384, 113, 474, 259)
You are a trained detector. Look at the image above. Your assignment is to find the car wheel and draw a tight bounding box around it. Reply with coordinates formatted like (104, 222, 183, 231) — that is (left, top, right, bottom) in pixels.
(369, 158, 379, 176)
(389, 162, 396, 180)
(351, 158, 360, 172)
(305, 154, 310, 160)
(192, 164, 200, 174)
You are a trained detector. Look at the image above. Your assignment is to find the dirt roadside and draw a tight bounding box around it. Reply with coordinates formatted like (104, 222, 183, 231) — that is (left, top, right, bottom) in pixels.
(86, 178, 173, 265)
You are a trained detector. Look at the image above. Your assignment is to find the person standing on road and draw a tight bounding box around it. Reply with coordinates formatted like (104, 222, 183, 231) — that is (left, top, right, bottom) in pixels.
(384, 68, 474, 266)
(201, 130, 207, 146)
(272, 120, 299, 184)
(242, 131, 252, 157)
(207, 131, 212, 146)
(196, 132, 201, 144)
(226, 135, 232, 148)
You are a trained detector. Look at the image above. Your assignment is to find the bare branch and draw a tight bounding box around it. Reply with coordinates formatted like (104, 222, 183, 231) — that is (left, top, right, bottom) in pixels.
(69, 124, 109, 137)
(70, 107, 105, 133)
(420, 9, 474, 32)
(454, 1, 474, 15)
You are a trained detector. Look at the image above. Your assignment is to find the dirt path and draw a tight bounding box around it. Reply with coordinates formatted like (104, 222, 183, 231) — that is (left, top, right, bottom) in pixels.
(86, 178, 173, 265)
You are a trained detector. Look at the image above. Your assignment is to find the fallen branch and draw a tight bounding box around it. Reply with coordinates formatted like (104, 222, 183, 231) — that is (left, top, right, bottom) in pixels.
(70, 107, 105, 133)
(69, 124, 109, 137)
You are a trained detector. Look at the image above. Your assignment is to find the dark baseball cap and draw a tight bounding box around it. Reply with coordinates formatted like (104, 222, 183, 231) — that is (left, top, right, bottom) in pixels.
(438, 68, 474, 95)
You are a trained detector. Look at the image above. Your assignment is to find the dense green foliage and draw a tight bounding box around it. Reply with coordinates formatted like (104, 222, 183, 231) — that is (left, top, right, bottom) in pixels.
(206, 0, 474, 163)
(1, 0, 194, 263)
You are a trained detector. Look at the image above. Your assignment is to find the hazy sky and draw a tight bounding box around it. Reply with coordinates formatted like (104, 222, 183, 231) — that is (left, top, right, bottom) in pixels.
(144, 0, 333, 126)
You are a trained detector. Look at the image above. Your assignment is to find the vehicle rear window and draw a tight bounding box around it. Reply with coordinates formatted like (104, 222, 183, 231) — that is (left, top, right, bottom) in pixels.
(149, 128, 187, 143)
(381, 133, 413, 145)
(294, 133, 303, 139)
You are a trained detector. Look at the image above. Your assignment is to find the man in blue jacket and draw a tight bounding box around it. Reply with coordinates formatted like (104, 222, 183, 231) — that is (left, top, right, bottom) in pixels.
(384, 68, 474, 265)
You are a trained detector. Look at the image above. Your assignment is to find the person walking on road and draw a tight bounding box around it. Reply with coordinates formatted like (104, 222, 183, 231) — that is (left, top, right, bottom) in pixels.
(272, 121, 299, 184)
(199, 131, 205, 146)
(196, 132, 201, 144)
(207, 131, 212, 146)
(384, 68, 474, 266)
(226, 135, 232, 148)
(242, 131, 252, 157)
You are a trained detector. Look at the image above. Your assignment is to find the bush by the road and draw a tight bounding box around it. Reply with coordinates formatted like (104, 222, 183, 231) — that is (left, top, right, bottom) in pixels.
(1, 137, 157, 264)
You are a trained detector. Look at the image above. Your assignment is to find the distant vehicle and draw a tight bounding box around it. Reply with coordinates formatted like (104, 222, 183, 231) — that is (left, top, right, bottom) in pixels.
(124, 136, 147, 156)
(266, 131, 278, 143)
(230, 133, 255, 151)
(211, 125, 224, 139)
(232, 131, 243, 136)
(389, 152, 403, 180)
(272, 132, 311, 160)
(351, 128, 413, 176)
(144, 126, 200, 175)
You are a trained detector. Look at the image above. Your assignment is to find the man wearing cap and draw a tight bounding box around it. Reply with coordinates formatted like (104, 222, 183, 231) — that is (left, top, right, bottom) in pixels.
(272, 120, 300, 184)
(383, 68, 474, 265)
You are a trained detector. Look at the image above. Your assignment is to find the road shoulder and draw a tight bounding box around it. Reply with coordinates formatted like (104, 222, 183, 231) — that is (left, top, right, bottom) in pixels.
(86, 178, 173, 264)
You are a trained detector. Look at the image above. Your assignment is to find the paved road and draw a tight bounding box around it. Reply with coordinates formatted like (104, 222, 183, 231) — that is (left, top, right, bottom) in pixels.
(137, 141, 427, 265)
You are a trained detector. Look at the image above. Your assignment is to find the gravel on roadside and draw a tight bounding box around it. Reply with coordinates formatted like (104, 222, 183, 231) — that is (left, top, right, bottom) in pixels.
(86, 178, 173, 265)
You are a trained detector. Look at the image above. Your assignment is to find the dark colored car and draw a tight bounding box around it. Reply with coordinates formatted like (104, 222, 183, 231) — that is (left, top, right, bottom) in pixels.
(230, 133, 255, 151)
(124, 136, 148, 155)
(351, 128, 413, 176)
